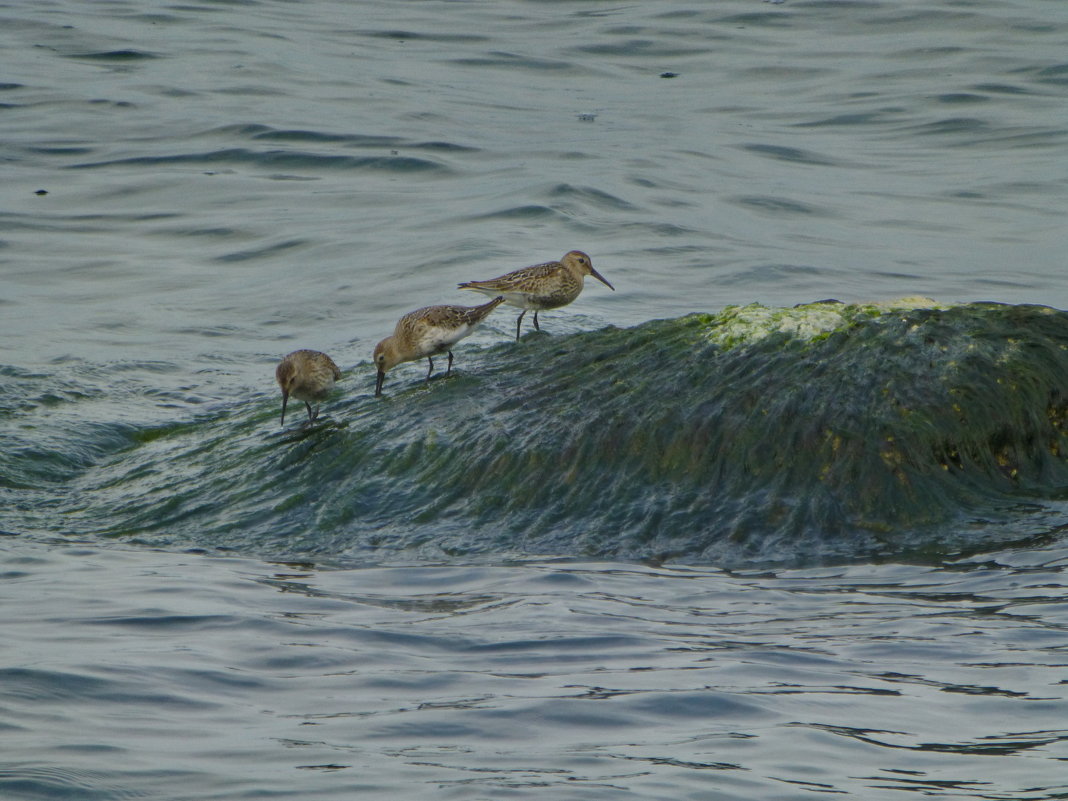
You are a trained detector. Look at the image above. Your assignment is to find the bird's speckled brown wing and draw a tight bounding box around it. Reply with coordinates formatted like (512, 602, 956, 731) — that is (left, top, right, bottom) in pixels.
(398, 298, 503, 339)
(460, 260, 569, 293)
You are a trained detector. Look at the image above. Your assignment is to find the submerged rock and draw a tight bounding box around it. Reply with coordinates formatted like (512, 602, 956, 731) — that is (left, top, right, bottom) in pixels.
(72, 300, 1068, 567)
(358, 299, 1068, 564)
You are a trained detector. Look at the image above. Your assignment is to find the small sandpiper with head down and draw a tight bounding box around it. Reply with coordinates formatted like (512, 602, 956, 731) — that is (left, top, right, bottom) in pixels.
(276, 349, 342, 426)
(373, 296, 505, 397)
(458, 250, 614, 340)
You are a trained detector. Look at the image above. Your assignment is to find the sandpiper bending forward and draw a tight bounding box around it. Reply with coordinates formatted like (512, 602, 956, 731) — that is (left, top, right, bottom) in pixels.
(458, 250, 614, 340)
(276, 349, 342, 426)
(373, 296, 504, 396)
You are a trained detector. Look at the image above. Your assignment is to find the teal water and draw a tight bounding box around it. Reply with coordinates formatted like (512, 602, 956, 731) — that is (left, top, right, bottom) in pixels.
(4, 540, 1066, 800)
(2, 0, 1068, 798)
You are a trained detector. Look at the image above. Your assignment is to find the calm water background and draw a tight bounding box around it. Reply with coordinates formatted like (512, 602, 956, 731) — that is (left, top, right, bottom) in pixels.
(2, 0, 1068, 798)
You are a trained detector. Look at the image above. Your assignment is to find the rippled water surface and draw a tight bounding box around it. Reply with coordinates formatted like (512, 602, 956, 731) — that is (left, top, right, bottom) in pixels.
(4, 540, 1067, 800)
(3, 0, 1068, 798)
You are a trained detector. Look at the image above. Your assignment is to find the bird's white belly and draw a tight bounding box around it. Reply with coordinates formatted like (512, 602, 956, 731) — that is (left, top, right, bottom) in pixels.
(466, 287, 534, 309)
(416, 323, 472, 356)
(497, 291, 539, 310)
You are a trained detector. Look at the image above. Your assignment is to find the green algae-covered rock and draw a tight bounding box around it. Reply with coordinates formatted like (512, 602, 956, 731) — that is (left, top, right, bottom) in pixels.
(71, 300, 1068, 567)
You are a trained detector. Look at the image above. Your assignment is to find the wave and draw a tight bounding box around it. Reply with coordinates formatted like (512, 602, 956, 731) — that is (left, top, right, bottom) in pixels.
(65, 49, 158, 61)
(5, 301, 1068, 567)
(67, 148, 453, 174)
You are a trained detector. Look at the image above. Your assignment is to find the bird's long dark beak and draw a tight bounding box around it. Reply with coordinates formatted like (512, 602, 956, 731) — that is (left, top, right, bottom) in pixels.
(590, 267, 615, 291)
(375, 370, 385, 397)
(280, 392, 289, 426)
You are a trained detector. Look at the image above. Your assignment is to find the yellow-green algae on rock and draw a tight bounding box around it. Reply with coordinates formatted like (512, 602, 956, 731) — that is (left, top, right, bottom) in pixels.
(705, 297, 957, 350)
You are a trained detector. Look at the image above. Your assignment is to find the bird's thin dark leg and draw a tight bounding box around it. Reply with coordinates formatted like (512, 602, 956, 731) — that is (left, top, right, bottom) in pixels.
(305, 401, 316, 421)
(533, 311, 540, 331)
(515, 311, 526, 341)
(446, 351, 454, 376)
(426, 356, 434, 380)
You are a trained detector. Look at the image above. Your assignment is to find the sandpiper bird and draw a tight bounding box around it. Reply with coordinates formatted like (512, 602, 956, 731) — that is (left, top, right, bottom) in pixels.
(458, 250, 614, 340)
(276, 349, 342, 426)
(373, 296, 505, 397)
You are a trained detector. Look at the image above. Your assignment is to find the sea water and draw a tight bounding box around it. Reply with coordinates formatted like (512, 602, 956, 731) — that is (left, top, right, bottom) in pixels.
(2, 1, 1067, 798)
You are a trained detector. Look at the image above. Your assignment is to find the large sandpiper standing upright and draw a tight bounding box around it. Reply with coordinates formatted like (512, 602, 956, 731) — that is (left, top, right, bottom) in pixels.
(373, 296, 505, 397)
(276, 349, 342, 426)
(458, 250, 614, 340)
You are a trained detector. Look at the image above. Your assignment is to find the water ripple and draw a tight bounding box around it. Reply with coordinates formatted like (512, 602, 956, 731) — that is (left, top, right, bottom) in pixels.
(360, 29, 490, 44)
(212, 238, 308, 264)
(739, 143, 842, 167)
(729, 195, 828, 216)
(65, 49, 158, 61)
(68, 149, 454, 173)
(449, 52, 579, 72)
(0, 764, 141, 801)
